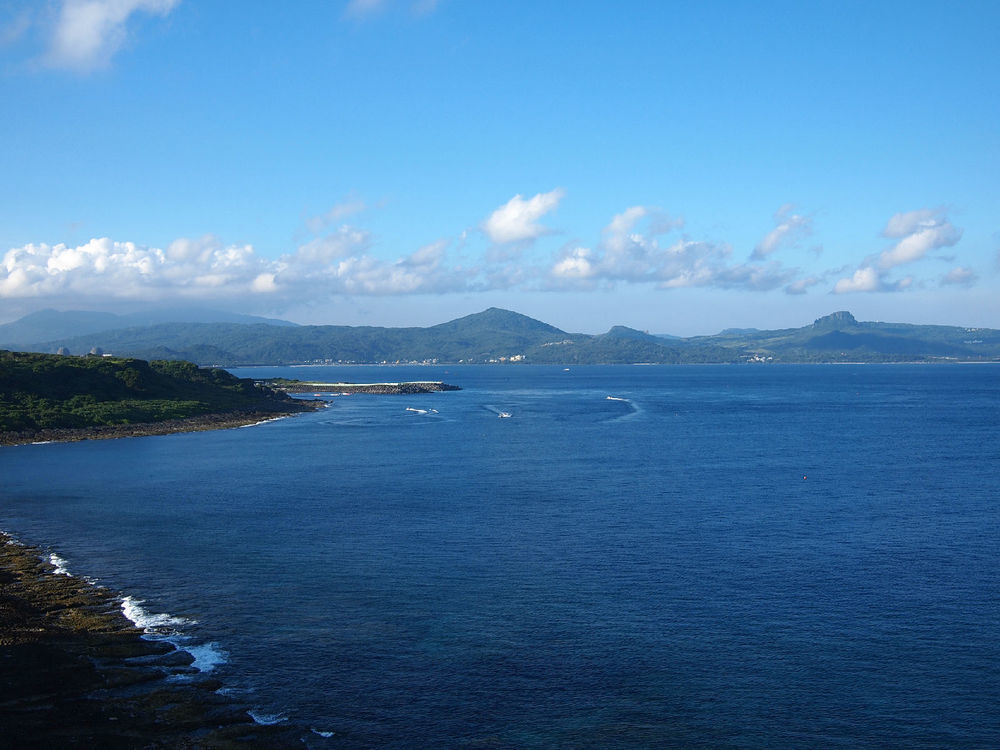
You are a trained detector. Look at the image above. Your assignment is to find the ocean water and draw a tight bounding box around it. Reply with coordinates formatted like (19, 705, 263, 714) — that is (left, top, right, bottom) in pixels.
(2, 364, 999, 748)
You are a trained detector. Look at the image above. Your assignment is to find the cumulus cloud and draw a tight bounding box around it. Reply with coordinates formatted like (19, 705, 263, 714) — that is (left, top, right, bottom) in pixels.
(548, 207, 794, 292)
(551, 247, 596, 283)
(44, 0, 179, 72)
(832, 266, 913, 294)
(0, 231, 478, 307)
(833, 208, 964, 294)
(1, 236, 254, 301)
(753, 204, 813, 259)
(878, 208, 962, 270)
(833, 266, 882, 294)
(482, 189, 565, 244)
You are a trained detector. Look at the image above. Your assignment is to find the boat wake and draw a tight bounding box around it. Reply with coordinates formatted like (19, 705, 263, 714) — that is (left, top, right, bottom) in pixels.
(605, 395, 641, 421)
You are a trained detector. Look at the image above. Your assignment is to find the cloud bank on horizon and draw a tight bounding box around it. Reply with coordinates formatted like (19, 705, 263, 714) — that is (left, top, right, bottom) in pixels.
(1, 193, 973, 307)
(0, 1, 997, 330)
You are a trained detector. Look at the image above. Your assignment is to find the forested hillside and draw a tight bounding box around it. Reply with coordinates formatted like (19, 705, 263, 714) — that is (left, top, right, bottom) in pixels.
(0, 351, 301, 432)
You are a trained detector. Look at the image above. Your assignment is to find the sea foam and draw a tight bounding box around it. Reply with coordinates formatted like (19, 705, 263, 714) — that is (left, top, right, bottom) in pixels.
(121, 596, 193, 633)
(249, 710, 288, 725)
(48, 552, 72, 576)
(120, 597, 229, 673)
(184, 641, 228, 672)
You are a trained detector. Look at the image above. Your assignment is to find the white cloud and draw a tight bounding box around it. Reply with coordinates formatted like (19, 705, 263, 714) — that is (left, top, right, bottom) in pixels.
(602, 206, 649, 252)
(0, 232, 476, 306)
(833, 266, 882, 294)
(753, 204, 813, 260)
(831, 266, 912, 294)
(877, 208, 962, 270)
(401, 240, 446, 267)
(941, 266, 977, 286)
(833, 208, 965, 294)
(292, 226, 372, 264)
(546, 208, 794, 292)
(882, 208, 940, 238)
(551, 247, 596, 282)
(482, 189, 565, 244)
(44, 0, 179, 72)
(0, 236, 254, 300)
(602, 205, 682, 255)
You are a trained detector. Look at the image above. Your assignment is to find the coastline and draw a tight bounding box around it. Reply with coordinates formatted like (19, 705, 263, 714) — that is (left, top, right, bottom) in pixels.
(0, 402, 323, 449)
(0, 532, 304, 748)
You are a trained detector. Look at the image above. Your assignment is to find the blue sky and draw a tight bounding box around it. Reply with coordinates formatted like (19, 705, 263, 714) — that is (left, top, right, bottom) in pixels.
(1, 0, 997, 335)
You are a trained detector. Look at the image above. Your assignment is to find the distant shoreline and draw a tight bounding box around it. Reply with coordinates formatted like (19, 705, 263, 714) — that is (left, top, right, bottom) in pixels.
(0, 402, 322, 448)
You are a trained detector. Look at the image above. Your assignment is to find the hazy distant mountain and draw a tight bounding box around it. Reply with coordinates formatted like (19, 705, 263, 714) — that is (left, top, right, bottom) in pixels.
(3, 308, 997, 365)
(0, 308, 296, 351)
(689, 311, 1000, 361)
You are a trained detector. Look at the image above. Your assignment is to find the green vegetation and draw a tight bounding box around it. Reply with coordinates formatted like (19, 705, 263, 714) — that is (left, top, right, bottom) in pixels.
(0, 351, 294, 432)
(4, 308, 1000, 366)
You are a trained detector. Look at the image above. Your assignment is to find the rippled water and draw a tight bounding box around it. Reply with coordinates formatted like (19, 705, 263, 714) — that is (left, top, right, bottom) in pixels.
(2, 364, 998, 747)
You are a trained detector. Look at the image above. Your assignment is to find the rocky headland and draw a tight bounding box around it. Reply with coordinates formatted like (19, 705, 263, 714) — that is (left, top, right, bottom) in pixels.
(0, 402, 323, 448)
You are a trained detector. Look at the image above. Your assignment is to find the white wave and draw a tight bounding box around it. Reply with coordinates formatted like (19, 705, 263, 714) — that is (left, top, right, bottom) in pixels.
(249, 710, 288, 725)
(312, 728, 336, 738)
(184, 641, 227, 672)
(48, 553, 72, 576)
(238, 415, 289, 428)
(606, 395, 629, 402)
(121, 596, 193, 634)
(405, 407, 428, 414)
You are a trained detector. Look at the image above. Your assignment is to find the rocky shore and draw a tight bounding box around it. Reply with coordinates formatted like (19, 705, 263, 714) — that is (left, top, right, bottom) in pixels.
(0, 402, 323, 448)
(0, 534, 304, 749)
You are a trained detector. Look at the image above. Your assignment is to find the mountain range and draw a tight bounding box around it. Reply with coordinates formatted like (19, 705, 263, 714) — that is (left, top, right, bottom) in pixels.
(1, 307, 998, 365)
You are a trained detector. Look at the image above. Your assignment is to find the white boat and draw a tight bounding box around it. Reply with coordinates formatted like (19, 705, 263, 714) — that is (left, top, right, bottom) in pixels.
(498, 412, 512, 418)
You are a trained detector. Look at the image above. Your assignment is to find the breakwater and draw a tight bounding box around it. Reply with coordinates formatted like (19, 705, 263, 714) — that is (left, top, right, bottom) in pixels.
(264, 380, 461, 394)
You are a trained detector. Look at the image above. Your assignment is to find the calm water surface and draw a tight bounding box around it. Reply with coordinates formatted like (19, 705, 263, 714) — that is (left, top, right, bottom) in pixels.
(2, 364, 998, 748)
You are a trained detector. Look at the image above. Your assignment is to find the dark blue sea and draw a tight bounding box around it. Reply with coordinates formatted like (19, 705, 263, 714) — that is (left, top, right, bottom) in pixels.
(2, 364, 999, 748)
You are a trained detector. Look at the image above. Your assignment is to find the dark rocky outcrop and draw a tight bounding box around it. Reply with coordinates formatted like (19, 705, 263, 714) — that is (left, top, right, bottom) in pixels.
(0, 535, 303, 748)
(0, 404, 322, 448)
